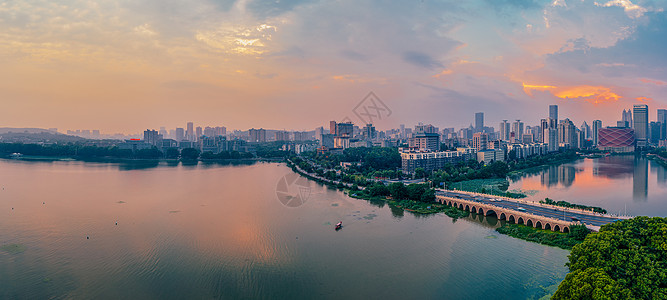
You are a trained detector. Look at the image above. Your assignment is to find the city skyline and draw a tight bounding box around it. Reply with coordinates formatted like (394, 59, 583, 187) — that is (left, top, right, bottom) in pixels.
(2, 0, 667, 133)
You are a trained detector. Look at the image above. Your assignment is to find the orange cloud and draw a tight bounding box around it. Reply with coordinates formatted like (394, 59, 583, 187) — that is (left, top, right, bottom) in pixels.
(522, 82, 621, 104)
(554, 86, 621, 104)
(432, 69, 453, 78)
(636, 96, 652, 102)
(522, 83, 556, 96)
(640, 78, 667, 86)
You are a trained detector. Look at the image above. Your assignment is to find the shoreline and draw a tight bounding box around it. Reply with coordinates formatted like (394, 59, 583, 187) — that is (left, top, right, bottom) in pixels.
(287, 157, 591, 249)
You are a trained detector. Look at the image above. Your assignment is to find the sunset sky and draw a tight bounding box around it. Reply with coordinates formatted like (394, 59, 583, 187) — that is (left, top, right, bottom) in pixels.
(2, 0, 667, 134)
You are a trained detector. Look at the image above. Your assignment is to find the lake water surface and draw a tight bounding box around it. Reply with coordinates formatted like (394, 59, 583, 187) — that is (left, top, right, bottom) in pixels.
(0, 159, 568, 299)
(509, 155, 667, 217)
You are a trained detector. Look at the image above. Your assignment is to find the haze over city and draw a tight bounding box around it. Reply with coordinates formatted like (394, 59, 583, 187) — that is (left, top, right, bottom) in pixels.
(2, 0, 667, 133)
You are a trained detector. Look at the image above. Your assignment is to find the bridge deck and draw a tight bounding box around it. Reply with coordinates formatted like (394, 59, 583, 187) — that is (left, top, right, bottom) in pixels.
(436, 189, 624, 228)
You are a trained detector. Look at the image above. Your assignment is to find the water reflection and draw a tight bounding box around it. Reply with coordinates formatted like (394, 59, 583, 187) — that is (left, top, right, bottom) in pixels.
(538, 165, 579, 187)
(510, 155, 667, 217)
(633, 157, 648, 201)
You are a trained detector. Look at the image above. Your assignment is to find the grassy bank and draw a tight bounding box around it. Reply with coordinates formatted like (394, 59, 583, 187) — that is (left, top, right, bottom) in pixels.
(495, 224, 589, 250)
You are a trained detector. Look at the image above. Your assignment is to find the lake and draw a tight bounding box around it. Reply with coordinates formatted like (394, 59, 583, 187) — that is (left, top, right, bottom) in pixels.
(0, 159, 567, 299)
(509, 155, 667, 217)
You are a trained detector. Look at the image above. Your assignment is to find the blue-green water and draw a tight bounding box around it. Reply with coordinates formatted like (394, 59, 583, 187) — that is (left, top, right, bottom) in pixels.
(0, 159, 568, 299)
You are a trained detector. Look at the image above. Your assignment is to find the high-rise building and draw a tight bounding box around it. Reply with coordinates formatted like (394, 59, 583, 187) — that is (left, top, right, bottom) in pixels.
(499, 120, 510, 141)
(414, 123, 439, 134)
(362, 124, 376, 140)
(186, 122, 194, 141)
(633, 104, 648, 148)
(472, 132, 488, 151)
(657, 109, 667, 140)
(315, 126, 324, 141)
(650, 122, 661, 144)
(511, 120, 524, 143)
(592, 120, 602, 147)
(544, 127, 558, 152)
(475, 112, 484, 133)
(409, 133, 440, 151)
(275, 131, 290, 141)
(249, 128, 267, 143)
(549, 105, 558, 125)
(622, 109, 633, 128)
(330, 121, 337, 135)
(558, 118, 579, 149)
(540, 119, 548, 142)
(195, 126, 202, 141)
(176, 128, 185, 141)
(335, 122, 354, 137)
(143, 129, 162, 147)
(580, 121, 591, 140)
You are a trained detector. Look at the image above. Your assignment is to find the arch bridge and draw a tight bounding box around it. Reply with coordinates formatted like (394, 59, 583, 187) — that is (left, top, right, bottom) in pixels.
(437, 195, 573, 233)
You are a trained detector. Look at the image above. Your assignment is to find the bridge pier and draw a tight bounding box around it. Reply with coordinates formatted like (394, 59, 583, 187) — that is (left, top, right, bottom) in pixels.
(437, 195, 572, 233)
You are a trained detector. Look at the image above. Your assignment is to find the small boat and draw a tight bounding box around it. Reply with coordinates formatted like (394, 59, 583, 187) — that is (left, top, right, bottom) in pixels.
(335, 221, 342, 230)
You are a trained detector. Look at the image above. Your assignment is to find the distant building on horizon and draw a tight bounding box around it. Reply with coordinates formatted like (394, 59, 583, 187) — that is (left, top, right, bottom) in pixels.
(633, 104, 648, 148)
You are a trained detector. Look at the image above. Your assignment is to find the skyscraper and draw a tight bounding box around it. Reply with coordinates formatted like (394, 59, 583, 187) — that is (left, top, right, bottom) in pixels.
(511, 120, 524, 143)
(195, 126, 202, 141)
(186, 122, 194, 141)
(622, 109, 633, 128)
(499, 120, 510, 141)
(175, 128, 185, 141)
(580, 121, 591, 140)
(558, 119, 578, 149)
(592, 120, 602, 147)
(657, 109, 667, 140)
(549, 105, 558, 126)
(633, 104, 648, 148)
(475, 112, 484, 133)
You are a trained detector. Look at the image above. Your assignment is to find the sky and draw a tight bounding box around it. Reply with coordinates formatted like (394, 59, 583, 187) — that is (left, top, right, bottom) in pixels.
(1, 0, 667, 134)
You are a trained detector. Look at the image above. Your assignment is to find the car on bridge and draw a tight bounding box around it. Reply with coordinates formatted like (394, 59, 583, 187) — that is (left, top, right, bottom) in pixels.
(517, 207, 526, 212)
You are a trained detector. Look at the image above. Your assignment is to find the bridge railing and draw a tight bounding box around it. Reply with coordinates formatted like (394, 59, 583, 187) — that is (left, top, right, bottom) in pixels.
(435, 188, 627, 219)
(437, 195, 575, 226)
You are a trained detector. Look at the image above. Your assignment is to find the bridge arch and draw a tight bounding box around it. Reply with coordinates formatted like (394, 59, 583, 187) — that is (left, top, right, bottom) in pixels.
(562, 226, 570, 233)
(471, 206, 477, 214)
(498, 213, 506, 220)
(508, 215, 516, 223)
(535, 221, 543, 229)
(465, 205, 470, 212)
(459, 204, 464, 210)
(517, 217, 525, 225)
(485, 209, 497, 217)
(478, 208, 485, 216)
(554, 225, 561, 232)
(544, 223, 551, 231)
(526, 219, 534, 227)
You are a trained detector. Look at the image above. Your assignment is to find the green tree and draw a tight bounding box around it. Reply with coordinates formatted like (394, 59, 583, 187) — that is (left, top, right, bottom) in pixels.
(181, 148, 200, 160)
(406, 184, 427, 201)
(554, 217, 667, 299)
(367, 183, 390, 197)
(414, 168, 426, 179)
(568, 224, 590, 241)
(388, 182, 408, 200)
(419, 188, 435, 203)
(165, 148, 180, 159)
(552, 267, 631, 300)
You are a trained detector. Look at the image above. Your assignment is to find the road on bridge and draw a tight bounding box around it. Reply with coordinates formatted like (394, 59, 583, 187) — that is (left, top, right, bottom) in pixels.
(436, 190, 623, 227)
